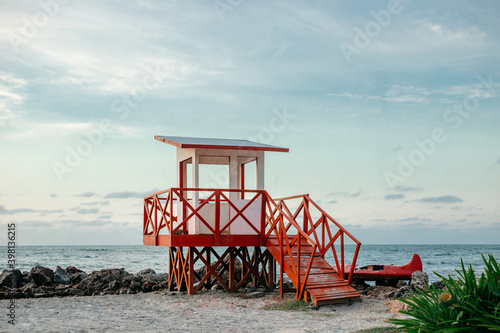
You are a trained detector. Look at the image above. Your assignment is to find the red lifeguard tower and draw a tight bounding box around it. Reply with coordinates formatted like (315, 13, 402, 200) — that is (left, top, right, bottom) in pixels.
(143, 136, 361, 305)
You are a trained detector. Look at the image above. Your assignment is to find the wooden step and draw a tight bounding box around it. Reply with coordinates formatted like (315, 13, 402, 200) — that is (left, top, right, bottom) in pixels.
(266, 237, 361, 306)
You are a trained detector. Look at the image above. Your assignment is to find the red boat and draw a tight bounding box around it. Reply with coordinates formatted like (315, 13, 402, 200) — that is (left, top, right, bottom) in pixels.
(345, 253, 422, 282)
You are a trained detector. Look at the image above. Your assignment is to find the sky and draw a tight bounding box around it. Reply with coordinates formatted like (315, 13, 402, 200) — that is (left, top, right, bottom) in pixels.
(0, 0, 499, 245)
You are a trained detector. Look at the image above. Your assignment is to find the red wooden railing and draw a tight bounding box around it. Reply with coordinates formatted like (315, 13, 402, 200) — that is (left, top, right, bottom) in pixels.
(143, 188, 360, 301)
(273, 194, 361, 285)
(144, 188, 267, 240)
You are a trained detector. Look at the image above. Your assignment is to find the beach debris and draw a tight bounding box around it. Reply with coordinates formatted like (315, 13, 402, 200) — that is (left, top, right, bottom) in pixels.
(29, 265, 55, 286)
(410, 271, 429, 291)
(0, 269, 22, 288)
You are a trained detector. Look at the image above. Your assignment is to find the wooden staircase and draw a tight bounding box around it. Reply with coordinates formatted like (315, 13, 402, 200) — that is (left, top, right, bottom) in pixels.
(266, 236, 361, 306)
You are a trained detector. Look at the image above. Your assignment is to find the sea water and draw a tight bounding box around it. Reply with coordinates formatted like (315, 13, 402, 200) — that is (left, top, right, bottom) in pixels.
(2, 244, 499, 282)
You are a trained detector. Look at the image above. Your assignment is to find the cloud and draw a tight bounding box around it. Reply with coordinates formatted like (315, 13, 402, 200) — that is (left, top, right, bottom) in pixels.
(400, 217, 431, 222)
(74, 192, 97, 198)
(419, 195, 463, 204)
(394, 186, 422, 192)
(104, 190, 157, 199)
(392, 146, 404, 152)
(327, 200, 337, 204)
(385, 194, 405, 200)
(77, 208, 99, 214)
(50, 194, 58, 198)
(21, 221, 54, 228)
(350, 190, 362, 198)
(406, 223, 425, 227)
(0, 205, 37, 214)
(81, 201, 109, 206)
(59, 219, 112, 227)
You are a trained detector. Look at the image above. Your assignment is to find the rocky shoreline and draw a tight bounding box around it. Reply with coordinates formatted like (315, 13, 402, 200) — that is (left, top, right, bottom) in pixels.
(0, 264, 443, 301)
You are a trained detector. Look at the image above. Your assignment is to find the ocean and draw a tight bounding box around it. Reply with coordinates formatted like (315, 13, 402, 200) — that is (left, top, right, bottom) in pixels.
(2, 244, 499, 282)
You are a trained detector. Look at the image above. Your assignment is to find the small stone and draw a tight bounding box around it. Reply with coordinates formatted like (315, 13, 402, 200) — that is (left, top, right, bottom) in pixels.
(386, 300, 409, 313)
(245, 286, 257, 293)
(212, 284, 223, 291)
(248, 291, 265, 298)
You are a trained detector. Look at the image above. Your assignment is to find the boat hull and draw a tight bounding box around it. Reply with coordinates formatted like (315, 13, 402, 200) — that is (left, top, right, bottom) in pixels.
(345, 253, 422, 281)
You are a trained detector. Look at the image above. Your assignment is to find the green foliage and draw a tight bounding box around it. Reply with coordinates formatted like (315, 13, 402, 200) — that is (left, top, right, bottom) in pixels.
(390, 253, 500, 332)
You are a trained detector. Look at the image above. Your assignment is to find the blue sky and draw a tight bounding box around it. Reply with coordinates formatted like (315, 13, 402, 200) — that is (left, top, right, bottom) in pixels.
(0, 0, 499, 245)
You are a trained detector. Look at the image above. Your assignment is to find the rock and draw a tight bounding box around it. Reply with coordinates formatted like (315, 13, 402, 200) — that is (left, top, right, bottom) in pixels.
(29, 266, 54, 286)
(54, 284, 72, 297)
(139, 272, 167, 283)
(77, 268, 141, 296)
(54, 266, 71, 284)
(65, 266, 86, 276)
(350, 277, 369, 291)
(431, 280, 445, 290)
(396, 280, 408, 288)
(135, 269, 156, 277)
(70, 288, 84, 297)
(363, 286, 397, 299)
(0, 269, 22, 288)
(386, 300, 409, 313)
(410, 271, 429, 291)
(282, 281, 296, 291)
(212, 284, 223, 291)
(129, 281, 142, 292)
(247, 291, 265, 298)
(394, 286, 412, 299)
(139, 272, 168, 292)
(245, 286, 257, 293)
(70, 272, 88, 285)
(8, 289, 24, 299)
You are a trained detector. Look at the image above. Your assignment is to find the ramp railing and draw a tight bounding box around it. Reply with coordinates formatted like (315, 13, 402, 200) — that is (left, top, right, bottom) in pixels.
(274, 194, 361, 285)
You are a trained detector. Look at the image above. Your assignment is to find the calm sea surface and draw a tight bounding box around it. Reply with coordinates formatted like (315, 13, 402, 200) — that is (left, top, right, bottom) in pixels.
(2, 244, 499, 282)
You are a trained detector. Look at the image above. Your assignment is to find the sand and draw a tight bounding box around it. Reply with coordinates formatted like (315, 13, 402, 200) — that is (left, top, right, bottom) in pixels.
(1, 291, 405, 333)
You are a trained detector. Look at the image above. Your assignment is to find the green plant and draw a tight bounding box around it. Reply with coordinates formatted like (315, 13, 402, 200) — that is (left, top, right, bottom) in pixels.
(390, 253, 500, 332)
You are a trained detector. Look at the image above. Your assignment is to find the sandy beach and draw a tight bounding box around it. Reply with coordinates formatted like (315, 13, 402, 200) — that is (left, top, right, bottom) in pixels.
(1, 291, 404, 333)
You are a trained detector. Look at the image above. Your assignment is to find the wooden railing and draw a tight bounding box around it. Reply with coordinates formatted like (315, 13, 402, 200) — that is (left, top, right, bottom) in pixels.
(144, 188, 267, 241)
(273, 194, 361, 285)
(143, 188, 361, 300)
